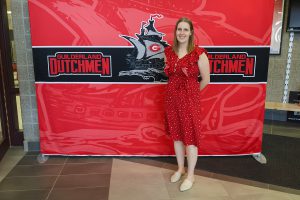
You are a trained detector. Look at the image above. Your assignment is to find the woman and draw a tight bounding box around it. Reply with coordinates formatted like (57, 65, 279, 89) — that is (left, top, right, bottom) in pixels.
(164, 17, 210, 192)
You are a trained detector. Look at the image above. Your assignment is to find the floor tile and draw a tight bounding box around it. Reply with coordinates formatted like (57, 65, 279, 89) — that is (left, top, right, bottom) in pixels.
(0, 148, 25, 182)
(219, 179, 268, 196)
(54, 174, 110, 188)
(288, 193, 300, 200)
(162, 170, 230, 199)
(3, 148, 25, 157)
(230, 194, 268, 200)
(230, 191, 299, 200)
(0, 189, 49, 200)
(0, 176, 56, 190)
(272, 127, 300, 138)
(194, 168, 214, 178)
(269, 184, 300, 195)
(61, 162, 112, 175)
(272, 121, 300, 129)
(25, 151, 40, 156)
(66, 157, 112, 164)
(17, 155, 67, 165)
(109, 159, 170, 200)
(7, 165, 63, 177)
(119, 157, 165, 168)
(264, 190, 300, 200)
(212, 173, 269, 189)
(173, 196, 232, 200)
(263, 124, 272, 134)
(112, 158, 165, 173)
(48, 187, 109, 200)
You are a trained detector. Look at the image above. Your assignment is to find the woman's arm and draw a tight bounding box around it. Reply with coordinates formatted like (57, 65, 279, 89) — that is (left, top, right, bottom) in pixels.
(198, 53, 210, 90)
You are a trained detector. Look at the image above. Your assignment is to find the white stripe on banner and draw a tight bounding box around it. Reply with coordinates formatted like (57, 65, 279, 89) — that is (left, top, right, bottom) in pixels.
(34, 82, 267, 84)
(32, 45, 270, 48)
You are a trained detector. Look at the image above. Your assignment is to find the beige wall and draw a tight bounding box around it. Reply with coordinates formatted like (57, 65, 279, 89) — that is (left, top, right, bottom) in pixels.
(11, 0, 37, 151)
(267, 1, 300, 102)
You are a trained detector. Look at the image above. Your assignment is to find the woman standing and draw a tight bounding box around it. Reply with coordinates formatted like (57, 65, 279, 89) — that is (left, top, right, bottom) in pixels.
(164, 17, 210, 192)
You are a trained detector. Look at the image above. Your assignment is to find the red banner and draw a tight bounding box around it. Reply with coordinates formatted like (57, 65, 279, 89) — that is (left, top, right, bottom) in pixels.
(29, 0, 273, 46)
(28, 0, 274, 155)
(37, 83, 265, 155)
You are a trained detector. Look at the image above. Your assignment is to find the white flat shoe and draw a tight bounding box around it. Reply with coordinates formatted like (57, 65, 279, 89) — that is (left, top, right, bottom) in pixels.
(180, 179, 194, 192)
(170, 171, 184, 183)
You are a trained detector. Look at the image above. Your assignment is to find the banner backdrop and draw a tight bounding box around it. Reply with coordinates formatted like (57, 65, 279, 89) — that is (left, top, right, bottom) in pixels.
(28, 0, 274, 155)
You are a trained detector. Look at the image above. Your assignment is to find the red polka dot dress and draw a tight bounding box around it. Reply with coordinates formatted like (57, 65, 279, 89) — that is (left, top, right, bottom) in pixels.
(164, 45, 207, 147)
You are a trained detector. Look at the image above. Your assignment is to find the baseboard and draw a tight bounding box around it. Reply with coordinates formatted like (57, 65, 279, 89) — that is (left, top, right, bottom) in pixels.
(265, 110, 287, 121)
(23, 140, 40, 152)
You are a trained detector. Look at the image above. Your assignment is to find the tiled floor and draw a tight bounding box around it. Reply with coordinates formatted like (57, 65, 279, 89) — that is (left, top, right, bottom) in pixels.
(0, 120, 299, 200)
(0, 152, 111, 200)
(0, 151, 299, 200)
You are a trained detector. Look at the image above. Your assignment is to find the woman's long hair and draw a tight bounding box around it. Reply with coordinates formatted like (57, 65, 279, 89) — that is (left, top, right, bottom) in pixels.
(172, 17, 195, 54)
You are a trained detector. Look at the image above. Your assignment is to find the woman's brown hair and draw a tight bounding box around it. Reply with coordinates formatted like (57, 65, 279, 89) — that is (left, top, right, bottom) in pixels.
(172, 17, 195, 54)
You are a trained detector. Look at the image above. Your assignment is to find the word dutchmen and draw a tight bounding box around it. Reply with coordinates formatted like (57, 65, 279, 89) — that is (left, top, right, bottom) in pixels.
(208, 53, 255, 77)
(48, 52, 112, 77)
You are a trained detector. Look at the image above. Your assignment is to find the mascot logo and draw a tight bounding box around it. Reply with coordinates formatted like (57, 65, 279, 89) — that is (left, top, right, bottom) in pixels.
(119, 14, 168, 82)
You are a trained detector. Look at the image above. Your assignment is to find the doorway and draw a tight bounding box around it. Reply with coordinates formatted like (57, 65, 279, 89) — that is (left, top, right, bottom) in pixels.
(0, 0, 24, 161)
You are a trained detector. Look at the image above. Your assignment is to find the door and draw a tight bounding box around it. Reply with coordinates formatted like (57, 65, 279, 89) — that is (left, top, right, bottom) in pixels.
(0, 52, 10, 160)
(0, 0, 23, 161)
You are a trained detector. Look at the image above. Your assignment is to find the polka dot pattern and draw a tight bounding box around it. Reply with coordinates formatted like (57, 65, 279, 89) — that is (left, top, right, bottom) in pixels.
(164, 46, 207, 147)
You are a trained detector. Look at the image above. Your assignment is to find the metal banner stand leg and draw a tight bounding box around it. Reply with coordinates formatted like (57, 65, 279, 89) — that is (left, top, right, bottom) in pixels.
(37, 154, 49, 164)
(252, 153, 267, 164)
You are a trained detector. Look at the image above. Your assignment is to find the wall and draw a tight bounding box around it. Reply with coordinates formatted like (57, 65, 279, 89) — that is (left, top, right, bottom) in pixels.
(267, 0, 300, 102)
(11, 0, 38, 151)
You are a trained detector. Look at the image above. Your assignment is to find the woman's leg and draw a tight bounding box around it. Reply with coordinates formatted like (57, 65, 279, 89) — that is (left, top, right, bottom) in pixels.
(174, 141, 185, 173)
(186, 145, 198, 181)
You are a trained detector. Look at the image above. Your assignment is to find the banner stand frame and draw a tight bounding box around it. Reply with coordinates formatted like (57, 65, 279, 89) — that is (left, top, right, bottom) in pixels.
(36, 153, 267, 164)
(252, 153, 267, 164)
(37, 154, 48, 164)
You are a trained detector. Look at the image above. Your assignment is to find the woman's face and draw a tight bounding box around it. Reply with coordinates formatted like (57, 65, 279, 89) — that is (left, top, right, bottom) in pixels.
(176, 22, 192, 45)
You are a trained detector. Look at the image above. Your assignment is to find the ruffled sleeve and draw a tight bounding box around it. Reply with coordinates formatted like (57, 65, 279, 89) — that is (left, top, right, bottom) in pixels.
(194, 46, 208, 60)
(182, 46, 208, 77)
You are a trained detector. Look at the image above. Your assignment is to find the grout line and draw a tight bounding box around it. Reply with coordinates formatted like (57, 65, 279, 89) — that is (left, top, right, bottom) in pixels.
(4, 161, 112, 178)
(44, 157, 68, 200)
(0, 186, 110, 194)
(55, 173, 111, 177)
(17, 164, 66, 166)
(4, 173, 111, 178)
(42, 186, 109, 191)
(160, 167, 173, 199)
(65, 162, 109, 164)
(17, 160, 108, 166)
(0, 189, 49, 192)
(5, 175, 60, 178)
(63, 162, 110, 165)
(107, 158, 113, 200)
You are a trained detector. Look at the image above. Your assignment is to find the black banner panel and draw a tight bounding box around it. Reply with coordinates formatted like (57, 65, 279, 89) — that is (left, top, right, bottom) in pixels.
(33, 47, 269, 83)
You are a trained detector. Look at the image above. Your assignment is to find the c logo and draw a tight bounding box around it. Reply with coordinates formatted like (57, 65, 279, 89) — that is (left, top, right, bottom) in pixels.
(149, 44, 161, 52)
